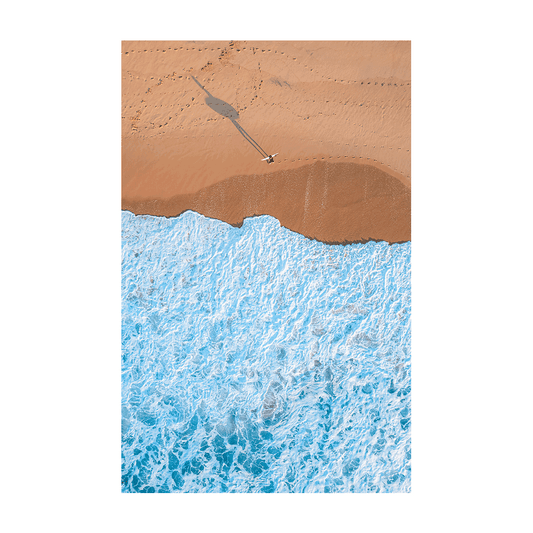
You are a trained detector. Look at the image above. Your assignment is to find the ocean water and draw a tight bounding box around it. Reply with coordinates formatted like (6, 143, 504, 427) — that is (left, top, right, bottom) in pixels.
(121, 210, 411, 493)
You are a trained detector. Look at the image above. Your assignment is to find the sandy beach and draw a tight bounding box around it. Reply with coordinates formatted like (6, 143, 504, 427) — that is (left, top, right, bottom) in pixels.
(122, 40, 410, 243)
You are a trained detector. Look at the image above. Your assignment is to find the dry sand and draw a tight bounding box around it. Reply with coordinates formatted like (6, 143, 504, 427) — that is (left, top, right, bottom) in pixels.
(122, 41, 410, 243)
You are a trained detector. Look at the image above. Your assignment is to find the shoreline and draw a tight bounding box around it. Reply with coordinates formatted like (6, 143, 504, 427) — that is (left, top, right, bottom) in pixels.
(123, 160, 411, 244)
(122, 208, 411, 247)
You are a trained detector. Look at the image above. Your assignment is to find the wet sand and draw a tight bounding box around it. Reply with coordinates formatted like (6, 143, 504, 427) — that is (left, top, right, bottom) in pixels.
(122, 40, 411, 243)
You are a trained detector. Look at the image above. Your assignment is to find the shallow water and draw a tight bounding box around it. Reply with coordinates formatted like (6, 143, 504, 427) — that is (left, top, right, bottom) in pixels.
(121, 210, 411, 492)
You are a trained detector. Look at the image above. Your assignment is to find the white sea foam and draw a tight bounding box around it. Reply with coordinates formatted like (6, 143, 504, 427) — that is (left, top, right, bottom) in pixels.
(121, 210, 411, 492)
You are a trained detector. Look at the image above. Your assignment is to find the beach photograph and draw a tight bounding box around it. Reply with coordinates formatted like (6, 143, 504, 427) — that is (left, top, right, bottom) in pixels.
(121, 40, 411, 492)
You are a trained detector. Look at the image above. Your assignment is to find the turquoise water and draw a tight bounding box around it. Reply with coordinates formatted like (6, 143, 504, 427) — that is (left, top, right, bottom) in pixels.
(121, 210, 411, 492)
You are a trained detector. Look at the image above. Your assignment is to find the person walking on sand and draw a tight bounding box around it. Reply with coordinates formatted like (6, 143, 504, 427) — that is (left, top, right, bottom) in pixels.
(262, 153, 279, 164)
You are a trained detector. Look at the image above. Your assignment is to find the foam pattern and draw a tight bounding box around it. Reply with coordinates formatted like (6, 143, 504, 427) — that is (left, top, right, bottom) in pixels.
(121, 210, 411, 492)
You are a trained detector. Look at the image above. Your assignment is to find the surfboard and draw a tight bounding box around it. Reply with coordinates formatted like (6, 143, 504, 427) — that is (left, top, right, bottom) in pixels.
(261, 153, 279, 162)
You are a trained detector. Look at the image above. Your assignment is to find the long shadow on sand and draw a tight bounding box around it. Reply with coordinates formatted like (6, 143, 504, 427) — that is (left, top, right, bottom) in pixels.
(191, 76, 270, 159)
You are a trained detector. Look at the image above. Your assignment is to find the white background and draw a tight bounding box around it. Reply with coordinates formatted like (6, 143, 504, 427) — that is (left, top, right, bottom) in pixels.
(101, 20, 431, 514)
